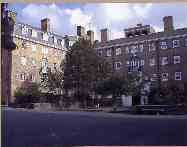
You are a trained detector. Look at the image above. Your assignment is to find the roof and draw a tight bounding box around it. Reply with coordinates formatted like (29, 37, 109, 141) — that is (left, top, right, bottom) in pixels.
(95, 28, 187, 49)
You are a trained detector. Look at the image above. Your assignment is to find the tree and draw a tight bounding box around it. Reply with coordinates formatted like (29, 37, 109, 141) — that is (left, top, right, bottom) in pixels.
(14, 80, 41, 105)
(95, 72, 141, 106)
(63, 38, 111, 106)
(149, 84, 186, 105)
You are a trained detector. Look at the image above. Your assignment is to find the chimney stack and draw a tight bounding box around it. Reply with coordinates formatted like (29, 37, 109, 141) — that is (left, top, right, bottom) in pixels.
(77, 26, 85, 37)
(7, 10, 17, 23)
(101, 28, 109, 43)
(41, 18, 50, 32)
(87, 30, 94, 44)
(163, 16, 174, 32)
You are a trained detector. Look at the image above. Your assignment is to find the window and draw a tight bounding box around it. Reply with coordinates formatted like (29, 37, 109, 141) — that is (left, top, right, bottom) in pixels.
(175, 72, 182, 80)
(41, 58, 48, 74)
(22, 25, 28, 35)
(31, 58, 36, 65)
(160, 41, 167, 49)
(149, 43, 156, 51)
(69, 41, 74, 47)
(20, 56, 27, 65)
(151, 74, 157, 81)
(54, 37, 57, 44)
(149, 58, 156, 66)
(162, 73, 169, 81)
(57, 39, 62, 46)
(140, 60, 145, 66)
(174, 56, 181, 64)
(42, 48, 48, 54)
(106, 49, 112, 57)
(139, 44, 144, 52)
(61, 39, 65, 47)
(43, 33, 49, 41)
(16, 74, 20, 80)
(115, 62, 122, 70)
(131, 45, 138, 54)
(29, 74, 35, 82)
(115, 48, 122, 55)
(20, 73, 26, 81)
(126, 46, 130, 53)
(31, 44, 37, 52)
(32, 30, 37, 38)
(98, 50, 102, 56)
(28, 29, 32, 36)
(41, 33, 43, 40)
(161, 57, 168, 66)
(173, 40, 180, 48)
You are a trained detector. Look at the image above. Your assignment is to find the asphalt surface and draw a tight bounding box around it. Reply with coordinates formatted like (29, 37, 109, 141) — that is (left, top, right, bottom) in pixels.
(2, 108, 187, 147)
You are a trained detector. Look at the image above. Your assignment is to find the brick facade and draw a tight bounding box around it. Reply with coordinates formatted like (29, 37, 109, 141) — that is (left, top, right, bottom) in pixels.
(95, 17, 187, 90)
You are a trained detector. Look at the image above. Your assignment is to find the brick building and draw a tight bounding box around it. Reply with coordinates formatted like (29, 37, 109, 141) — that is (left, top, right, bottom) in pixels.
(2, 10, 68, 103)
(94, 16, 187, 91)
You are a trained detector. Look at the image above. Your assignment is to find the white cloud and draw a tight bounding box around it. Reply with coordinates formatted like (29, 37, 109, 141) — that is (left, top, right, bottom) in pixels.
(100, 3, 133, 21)
(133, 3, 153, 18)
(65, 8, 92, 30)
(19, 3, 186, 41)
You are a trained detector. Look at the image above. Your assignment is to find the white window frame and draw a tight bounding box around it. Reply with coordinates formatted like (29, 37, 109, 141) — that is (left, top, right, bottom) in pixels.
(175, 72, 182, 80)
(160, 41, 167, 50)
(140, 60, 145, 66)
(115, 62, 122, 70)
(20, 73, 26, 81)
(162, 73, 169, 81)
(61, 39, 65, 47)
(31, 44, 37, 52)
(22, 25, 28, 35)
(20, 56, 27, 66)
(139, 44, 144, 52)
(149, 43, 156, 51)
(32, 58, 36, 65)
(131, 45, 138, 54)
(43, 33, 49, 41)
(32, 30, 37, 38)
(173, 40, 180, 48)
(174, 56, 181, 64)
(161, 57, 168, 66)
(151, 74, 157, 81)
(149, 58, 156, 66)
(106, 49, 112, 57)
(126, 46, 130, 53)
(42, 48, 48, 54)
(115, 48, 122, 56)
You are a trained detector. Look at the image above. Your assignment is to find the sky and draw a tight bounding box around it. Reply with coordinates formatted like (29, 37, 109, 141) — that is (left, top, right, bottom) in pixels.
(8, 3, 187, 40)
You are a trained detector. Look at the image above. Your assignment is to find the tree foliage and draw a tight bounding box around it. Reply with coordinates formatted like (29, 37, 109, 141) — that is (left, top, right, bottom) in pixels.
(95, 72, 141, 102)
(14, 80, 41, 104)
(63, 38, 111, 103)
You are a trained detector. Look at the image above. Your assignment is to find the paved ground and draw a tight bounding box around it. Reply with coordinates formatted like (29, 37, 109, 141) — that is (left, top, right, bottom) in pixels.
(2, 108, 187, 147)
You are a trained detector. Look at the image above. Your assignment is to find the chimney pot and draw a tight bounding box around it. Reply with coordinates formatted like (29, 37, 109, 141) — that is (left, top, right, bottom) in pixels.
(163, 16, 174, 32)
(101, 28, 109, 43)
(77, 26, 85, 37)
(41, 18, 50, 32)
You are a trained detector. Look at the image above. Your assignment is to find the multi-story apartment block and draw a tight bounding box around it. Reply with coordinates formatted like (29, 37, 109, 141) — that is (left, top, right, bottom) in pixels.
(5, 11, 68, 103)
(95, 16, 187, 90)
(1, 9, 95, 104)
